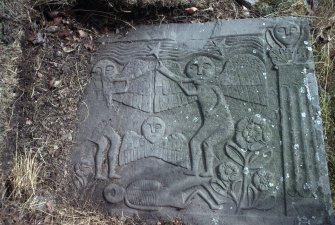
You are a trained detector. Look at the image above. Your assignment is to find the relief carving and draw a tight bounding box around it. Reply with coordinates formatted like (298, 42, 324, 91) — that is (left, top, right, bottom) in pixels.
(73, 159, 93, 191)
(90, 121, 121, 179)
(209, 114, 277, 213)
(266, 21, 311, 66)
(92, 59, 128, 108)
(158, 55, 234, 177)
(281, 86, 319, 198)
(104, 177, 222, 210)
(119, 116, 190, 168)
(266, 21, 319, 204)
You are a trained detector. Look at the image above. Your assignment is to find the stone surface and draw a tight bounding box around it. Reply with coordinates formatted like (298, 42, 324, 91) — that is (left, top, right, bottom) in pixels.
(72, 17, 335, 225)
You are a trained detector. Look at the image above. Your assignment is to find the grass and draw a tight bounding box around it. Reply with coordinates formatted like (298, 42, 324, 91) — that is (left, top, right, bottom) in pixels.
(9, 149, 42, 200)
(312, 0, 335, 208)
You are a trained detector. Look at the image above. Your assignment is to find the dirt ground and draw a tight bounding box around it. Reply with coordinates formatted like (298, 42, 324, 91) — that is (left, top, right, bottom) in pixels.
(0, 0, 334, 224)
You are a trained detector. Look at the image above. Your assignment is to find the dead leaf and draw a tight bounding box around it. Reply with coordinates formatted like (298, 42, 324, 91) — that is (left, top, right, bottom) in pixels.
(25, 119, 33, 125)
(49, 78, 62, 88)
(62, 46, 75, 53)
(46, 25, 60, 33)
(33, 32, 46, 45)
(58, 29, 72, 39)
(84, 41, 95, 51)
(73, 36, 81, 42)
(78, 29, 88, 38)
(185, 7, 198, 15)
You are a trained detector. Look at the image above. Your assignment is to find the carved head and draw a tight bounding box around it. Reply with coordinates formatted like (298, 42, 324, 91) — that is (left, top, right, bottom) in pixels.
(273, 22, 301, 47)
(185, 56, 215, 79)
(141, 116, 166, 143)
(92, 59, 118, 81)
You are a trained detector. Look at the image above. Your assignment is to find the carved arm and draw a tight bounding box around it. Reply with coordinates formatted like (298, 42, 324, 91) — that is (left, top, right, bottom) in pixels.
(157, 63, 197, 96)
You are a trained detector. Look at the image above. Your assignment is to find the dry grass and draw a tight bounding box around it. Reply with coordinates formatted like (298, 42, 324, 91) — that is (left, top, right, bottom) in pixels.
(312, 0, 335, 209)
(0, 0, 24, 207)
(9, 149, 42, 200)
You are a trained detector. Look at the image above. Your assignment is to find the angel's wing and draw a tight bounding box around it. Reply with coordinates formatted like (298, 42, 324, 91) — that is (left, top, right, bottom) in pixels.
(220, 54, 268, 106)
(154, 60, 197, 112)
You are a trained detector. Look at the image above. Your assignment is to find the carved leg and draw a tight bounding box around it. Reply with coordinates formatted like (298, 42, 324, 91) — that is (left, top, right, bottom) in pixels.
(184, 188, 222, 210)
(108, 133, 121, 179)
(95, 137, 108, 180)
(200, 141, 214, 177)
(184, 138, 201, 176)
(197, 190, 222, 210)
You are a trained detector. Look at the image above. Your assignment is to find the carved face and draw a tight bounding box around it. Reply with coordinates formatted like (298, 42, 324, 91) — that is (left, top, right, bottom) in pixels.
(274, 22, 300, 47)
(185, 56, 215, 79)
(141, 116, 166, 143)
(93, 59, 118, 81)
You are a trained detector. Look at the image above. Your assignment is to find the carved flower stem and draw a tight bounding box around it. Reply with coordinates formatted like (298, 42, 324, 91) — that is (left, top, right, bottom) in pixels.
(236, 153, 252, 213)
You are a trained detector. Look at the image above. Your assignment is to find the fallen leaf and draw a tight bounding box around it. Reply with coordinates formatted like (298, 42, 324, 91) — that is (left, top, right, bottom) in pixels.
(46, 25, 60, 33)
(49, 78, 62, 88)
(37, 72, 43, 78)
(73, 36, 81, 42)
(84, 41, 95, 51)
(78, 29, 88, 38)
(33, 32, 46, 45)
(58, 29, 72, 38)
(62, 46, 75, 53)
(25, 119, 33, 125)
(185, 7, 198, 15)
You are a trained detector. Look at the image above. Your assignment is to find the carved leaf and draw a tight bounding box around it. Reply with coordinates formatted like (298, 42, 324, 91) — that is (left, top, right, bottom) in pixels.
(269, 48, 291, 65)
(248, 149, 273, 169)
(232, 180, 242, 197)
(253, 194, 276, 211)
(247, 184, 257, 207)
(226, 142, 245, 166)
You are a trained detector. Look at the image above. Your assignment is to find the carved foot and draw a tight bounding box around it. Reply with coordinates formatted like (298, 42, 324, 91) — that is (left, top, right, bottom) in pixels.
(95, 174, 108, 180)
(108, 172, 121, 179)
(199, 171, 214, 177)
(184, 170, 199, 176)
(210, 204, 223, 210)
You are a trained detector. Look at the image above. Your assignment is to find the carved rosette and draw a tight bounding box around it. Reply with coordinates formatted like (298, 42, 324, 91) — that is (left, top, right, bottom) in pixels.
(210, 114, 277, 213)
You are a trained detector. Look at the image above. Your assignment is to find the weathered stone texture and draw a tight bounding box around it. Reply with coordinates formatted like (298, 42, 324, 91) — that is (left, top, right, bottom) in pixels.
(72, 17, 335, 225)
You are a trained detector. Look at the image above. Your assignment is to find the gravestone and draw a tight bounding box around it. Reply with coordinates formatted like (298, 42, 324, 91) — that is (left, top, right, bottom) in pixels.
(72, 17, 335, 225)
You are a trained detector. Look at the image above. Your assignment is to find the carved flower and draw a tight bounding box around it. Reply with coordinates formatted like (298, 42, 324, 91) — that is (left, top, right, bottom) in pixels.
(217, 162, 240, 181)
(253, 170, 274, 191)
(236, 114, 272, 151)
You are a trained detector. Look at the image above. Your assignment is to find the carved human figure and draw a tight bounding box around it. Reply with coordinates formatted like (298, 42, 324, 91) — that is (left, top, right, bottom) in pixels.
(158, 56, 234, 177)
(273, 21, 301, 48)
(90, 122, 121, 179)
(141, 116, 166, 143)
(92, 59, 128, 108)
(104, 177, 221, 210)
(119, 116, 190, 168)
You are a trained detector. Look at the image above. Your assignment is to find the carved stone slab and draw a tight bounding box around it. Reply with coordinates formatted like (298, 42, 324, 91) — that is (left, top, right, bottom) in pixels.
(72, 17, 335, 225)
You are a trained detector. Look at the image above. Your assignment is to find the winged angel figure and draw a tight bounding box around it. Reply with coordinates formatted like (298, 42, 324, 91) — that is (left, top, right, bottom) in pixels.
(157, 49, 267, 177)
